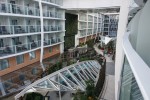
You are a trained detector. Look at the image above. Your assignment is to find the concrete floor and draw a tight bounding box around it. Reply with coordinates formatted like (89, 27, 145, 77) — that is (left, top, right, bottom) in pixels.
(94, 43, 115, 100)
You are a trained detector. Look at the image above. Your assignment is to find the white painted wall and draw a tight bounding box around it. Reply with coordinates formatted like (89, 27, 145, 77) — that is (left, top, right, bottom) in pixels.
(136, 0, 150, 67)
(115, 0, 130, 99)
(63, 0, 121, 9)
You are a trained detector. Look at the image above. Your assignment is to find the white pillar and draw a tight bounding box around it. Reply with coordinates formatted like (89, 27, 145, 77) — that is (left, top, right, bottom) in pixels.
(84, 11, 88, 43)
(115, 0, 130, 99)
(39, 0, 45, 71)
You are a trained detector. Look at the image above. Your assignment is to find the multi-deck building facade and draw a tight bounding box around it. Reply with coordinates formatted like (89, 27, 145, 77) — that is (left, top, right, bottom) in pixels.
(103, 14, 119, 37)
(0, 0, 65, 97)
(75, 12, 104, 46)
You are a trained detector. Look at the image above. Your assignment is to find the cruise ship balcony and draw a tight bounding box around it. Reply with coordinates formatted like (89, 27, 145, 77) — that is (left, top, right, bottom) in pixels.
(0, 2, 40, 17)
(43, 25, 62, 32)
(0, 40, 41, 57)
(43, 11, 62, 19)
(0, 25, 41, 35)
(44, 37, 62, 47)
(42, 0, 63, 6)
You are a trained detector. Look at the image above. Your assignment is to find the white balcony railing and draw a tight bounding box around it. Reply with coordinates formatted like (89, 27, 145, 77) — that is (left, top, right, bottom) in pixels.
(0, 2, 40, 16)
(43, 10, 62, 19)
(0, 41, 41, 57)
(123, 32, 150, 100)
(44, 37, 62, 46)
(0, 25, 41, 35)
(43, 25, 62, 32)
(42, 0, 63, 6)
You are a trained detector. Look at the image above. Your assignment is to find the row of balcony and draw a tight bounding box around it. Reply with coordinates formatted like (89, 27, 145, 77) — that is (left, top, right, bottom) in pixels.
(0, 25, 62, 35)
(43, 11, 62, 18)
(0, 2, 63, 19)
(0, 2, 40, 16)
(0, 41, 41, 57)
(42, 0, 63, 5)
(44, 37, 62, 46)
(0, 37, 62, 57)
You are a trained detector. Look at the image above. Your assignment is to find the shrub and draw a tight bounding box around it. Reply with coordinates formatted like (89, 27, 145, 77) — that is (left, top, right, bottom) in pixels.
(48, 62, 62, 74)
(25, 92, 43, 100)
(86, 39, 94, 48)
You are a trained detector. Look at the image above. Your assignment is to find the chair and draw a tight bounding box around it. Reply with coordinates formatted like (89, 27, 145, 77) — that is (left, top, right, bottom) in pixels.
(28, 10, 33, 15)
(12, 4, 16, 13)
(44, 42, 48, 45)
(31, 42, 37, 49)
(30, 26, 35, 32)
(1, 4, 6, 12)
(4, 46, 12, 53)
(44, 26, 47, 31)
(17, 7, 22, 14)
(51, 26, 54, 31)
(51, 39, 55, 44)
(22, 45, 27, 50)
(2, 26, 9, 34)
(15, 26, 25, 33)
(50, 12, 53, 17)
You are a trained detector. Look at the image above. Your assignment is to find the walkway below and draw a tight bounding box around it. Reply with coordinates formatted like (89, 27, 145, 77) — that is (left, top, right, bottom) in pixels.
(94, 44, 115, 100)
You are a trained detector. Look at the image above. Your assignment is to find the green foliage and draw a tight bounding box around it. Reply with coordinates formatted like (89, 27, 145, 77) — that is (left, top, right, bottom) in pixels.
(64, 13, 78, 49)
(73, 80, 97, 100)
(79, 57, 90, 62)
(67, 60, 76, 66)
(86, 39, 94, 48)
(78, 43, 85, 47)
(48, 62, 62, 74)
(25, 92, 43, 100)
(85, 80, 96, 99)
(73, 90, 88, 100)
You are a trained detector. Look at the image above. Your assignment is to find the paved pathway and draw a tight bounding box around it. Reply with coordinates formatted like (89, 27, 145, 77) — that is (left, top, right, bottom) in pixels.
(94, 43, 115, 100)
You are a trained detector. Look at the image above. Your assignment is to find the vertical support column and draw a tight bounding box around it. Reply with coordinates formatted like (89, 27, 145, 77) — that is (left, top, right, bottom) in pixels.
(84, 11, 88, 44)
(75, 13, 80, 46)
(39, 0, 45, 71)
(94, 13, 99, 41)
(115, 0, 130, 99)
(100, 14, 104, 47)
(92, 14, 94, 39)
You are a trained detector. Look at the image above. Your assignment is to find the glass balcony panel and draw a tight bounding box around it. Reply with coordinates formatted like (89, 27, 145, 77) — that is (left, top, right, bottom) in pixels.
(0, 25, 41, 35)
(0, 41, 41, 57)
(119, 57, 144, 100)
(44, 37, 62, 46)
(43, 25, 62, 32)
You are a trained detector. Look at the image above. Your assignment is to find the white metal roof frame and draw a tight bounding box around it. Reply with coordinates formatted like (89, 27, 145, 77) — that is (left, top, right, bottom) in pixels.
(15, 60, 101, 100)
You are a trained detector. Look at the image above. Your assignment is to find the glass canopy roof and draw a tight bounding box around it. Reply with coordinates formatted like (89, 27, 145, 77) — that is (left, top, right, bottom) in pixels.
(15, 60, 101, 100)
